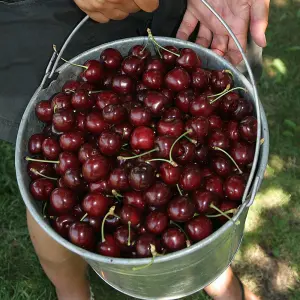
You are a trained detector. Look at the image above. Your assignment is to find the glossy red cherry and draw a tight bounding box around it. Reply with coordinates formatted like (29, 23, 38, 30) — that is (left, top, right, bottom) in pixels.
(103, 71, 115, 89)
(30, 178, 56, 201)
(208, 129, 230, 150)
(175, 139, 196, 165)
(224, 175, 246, 201)
(175, 89, 195, 113)
(82, 155, 111, 183)
(85, 111, 109, 135)
(192, 190, 220, 214)
(191, 68, 209, 91)
(163, 107, 183, 120)
(159, 162, 181, 185)
(59, 132, 85, 152)
(226, 120, 240, 141)
(114, 122, 133, 141)
(157, 118, 184, 138)
(51, 93, 72, 112)
(71, 90, 94, 111)
(52, 109, 75, 133)
(129, 163, 155, 191)
(62, 80, 81, 94)
(135, 233, 158, 258)
(185, 216, 213, 242)
(82, 193, 109, 217)
(189, 95, 218, 117)
(109, 168, 130, 191)
(123, 191, 146, 211)
(100, 48, 122, 70)
(195, 145, 209, 165)
(102, 104, 127, 125)
(179, 165, 202, 191)
(145, 211, 169, 235)
(52, 215, 77, 238)
(230, 141, 254, 166)
(28, 134, 46, 155)
(68, 222, 95, 250)
(27, 161, 54, 180)
(185, 116, 209, 141)
(232, 98, 253, 120)
(120, 205, 142, 228)
(79, 82, 96, 92)
(142, 69, 164, 89)
(41, 137, 61, 160)
(144, 91, 168, 116)
(162, 227, 186, 252)
(218, 201, 239, 223)
(145, 57, 166, 73)
(50, 187, 77, 215)
(204, 175, 224, 198)
(121, 55, 145, 78)
(98, 131, 122, 156)
(211, 155, 232, 177)
(89, 179, 111, 194)
(168, 196, 196, 222)
(113, 225, 136, 250)
(211, 70, 233, 92)
(208, 115, 223, 131)
(62, 169, 83, 190)
(219, 92, 240, 118)
(81, 60, 105, 83)
(161, 46, 180, 66)
(56, 152, 80, 175)
(95, 91, 119, 110)
(239, 116, 257, 143)
(130, 45, 150, 60)
(112, 75, 135, 95)
(165, 67, 191, 92)
(144, 181, 172, 207)
(176, 48, 201, 72)
(202, 167, 215, 178)
(97, 234, 121, 257)
(130, 126, 155, 151)
(78, 143, 100, 164)
(129, 107, 152, 127)
(35, 100, 53, 123)
(75, 112, 87, 133)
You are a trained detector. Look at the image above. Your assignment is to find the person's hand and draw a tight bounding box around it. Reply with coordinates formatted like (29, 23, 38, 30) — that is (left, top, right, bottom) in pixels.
(176, 0, 270, 65)
(74, 0, 159, 23)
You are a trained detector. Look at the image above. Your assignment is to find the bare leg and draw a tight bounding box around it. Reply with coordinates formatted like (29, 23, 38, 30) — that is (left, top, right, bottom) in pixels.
(27, 210, 91, 300)
(204, 266, 260, 300)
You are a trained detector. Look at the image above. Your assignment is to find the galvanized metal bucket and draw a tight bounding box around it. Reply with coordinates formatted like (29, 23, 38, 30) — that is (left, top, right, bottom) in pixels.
(15, 1, 269, 299)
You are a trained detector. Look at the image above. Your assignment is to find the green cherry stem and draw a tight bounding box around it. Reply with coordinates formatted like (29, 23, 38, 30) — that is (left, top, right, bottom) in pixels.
(170, 220, 191, 247)
(209, 87, 248, 104)
(184, 136, 197, 144)
(31, 169, 58, 181)
(80, 213, 88, 222)
(112, 190, 123, 200)
(88, 90, 104, 95)
(147, 29, 180, 58)
(176, 184, 183, 196)
(206, 208, 237, 218)
(210, 204, 240, 225)
(169, 129, 192, 164)
(145, 158, 177, 167)
(212, 146, 243, 174)
(101, 206, 116, 242)
(127, 221, 132, 246)
(26, 157, 59, 164)
(207, 84, 231, 98)
(132, 244, 160, 271)
(42, 201, 48, 218)
(224, 69, 234, 78)
(53, 45, 88, 70)
(117, 148, 158, 161)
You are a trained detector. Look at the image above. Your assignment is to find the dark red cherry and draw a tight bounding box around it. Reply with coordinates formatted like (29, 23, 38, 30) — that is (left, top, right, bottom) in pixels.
(130, 45, 150, 60)
(167, 196, 195, 222)
(121, 55, 145, 79)
(231, 98, 254, 121)
(100, 48, 122, 70)
(144, 91, 168, 116)
(81, 60, 105, 83)
(135, 233, 158, 258)
(95, 91, 119, 110)
(219, 92, 240, 118)
(191, 68, 209, 91)
(239, 116, 257, 143)
(82, 193, 109, 217)
(159, 162, 181, 185)
(161, 46, 180, 66)
(82, 155, 110, 183)
(52, 215, 77, 238)
(68, 222, 95, 250)
(85, 111, 109, 135)
(211, 70, 233, 93)
(157, 118, 184, 138)
(79, 82, 96, 92)
(51, 93, 72, 112)
(202, 167, 215, 178)
(208, 129, 230, 150)
(71, 89, 94, 111)
(204, 175, 224, 198)
(142, 69, 163, 89)
(71, 204, 85, 220)
(179, 165, 202, 191)
(78, 143, 100, 164)
(163, 107, 183, 120)
(175, 139, 196, 165)
(27, 161, 54, 180)
(43, 124, 59, 138)
(102, 104, 127, 125)
(28, 134, 45, 155)
(103, 71, 115, 89)
(62, 169, 83, 190)
(89, 179, 111, 194)
(130, 126, 155, 151)
(144, 181, 172, 207)
(50, 187, 77, 215)
(145, 211, 168, 235)
(98, 131, 122, 156)
(52, 109, 75, 133)
(189, 95, 217, 117)
(160, 89, 174, 106)
(226, 120, 240, 141)
(176, 48, 201, 72)
(109, 168, 130, 191)
(114, 122, 133, 141)
(185, 216, 213, 242)
(230, 141, 254, 166)
(162, 227, 186, 252)
(175, 89, 195, 113)
(35, 100, 53, 123)
(97, 234, 121, 257)
(145, 57, 166, 73)
(114, 225, 136, 249)
(195, 145, 209, 165)
(129, 163, 155, 191)
(211, 156, 232, 177)
(218, 201, 239, 223)
(75, 112, 87, 133)
(62, 80, 81, 94)
(224, 175, 246, 201)
(154, 135, 181, 159)
(165, 67, 191, 92)
(59, 132, 85, 152)
(192, 190, 220, 214)
(112, 75, 135, 95)
(42, 137, 61, 160)
(123, 191, 146, 211)
(208, 115, 223, 131)
(30, 178, 55, 201)
(185, 116, 209, 141)
(120, 205, 142, 228)
(129, 107, 152, 127)
(56, 152, 80, 175)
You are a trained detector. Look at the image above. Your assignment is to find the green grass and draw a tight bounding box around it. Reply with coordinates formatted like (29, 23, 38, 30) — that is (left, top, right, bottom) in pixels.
(1, 1, 300, 299)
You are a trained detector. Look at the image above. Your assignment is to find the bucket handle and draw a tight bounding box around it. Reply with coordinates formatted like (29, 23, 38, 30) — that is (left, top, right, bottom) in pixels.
(43, 1, 262, 207)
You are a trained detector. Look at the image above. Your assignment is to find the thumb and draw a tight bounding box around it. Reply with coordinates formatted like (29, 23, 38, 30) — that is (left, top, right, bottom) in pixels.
(250, 0, 270, 47)
(134, 0, 159, 12)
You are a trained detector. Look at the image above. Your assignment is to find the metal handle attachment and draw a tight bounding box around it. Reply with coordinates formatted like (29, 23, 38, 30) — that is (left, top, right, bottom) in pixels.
(44, 1, 262, 207)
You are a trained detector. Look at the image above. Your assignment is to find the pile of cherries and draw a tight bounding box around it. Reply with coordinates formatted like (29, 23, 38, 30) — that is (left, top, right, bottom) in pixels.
(25, 35, 257, 263)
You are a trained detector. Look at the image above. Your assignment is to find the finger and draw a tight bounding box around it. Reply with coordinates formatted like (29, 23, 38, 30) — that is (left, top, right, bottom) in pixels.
(105, 0, 140, 13)
(226, 33, 247, 65)
(250, 0, 270, 47)
(134, 0, 159, 12)
(99, 8, 129, 20)
(195, 24, 212, 48)
(210, 34, 229, 57)
(176, 10, 198, 41)
(86, 11, 110, 23)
